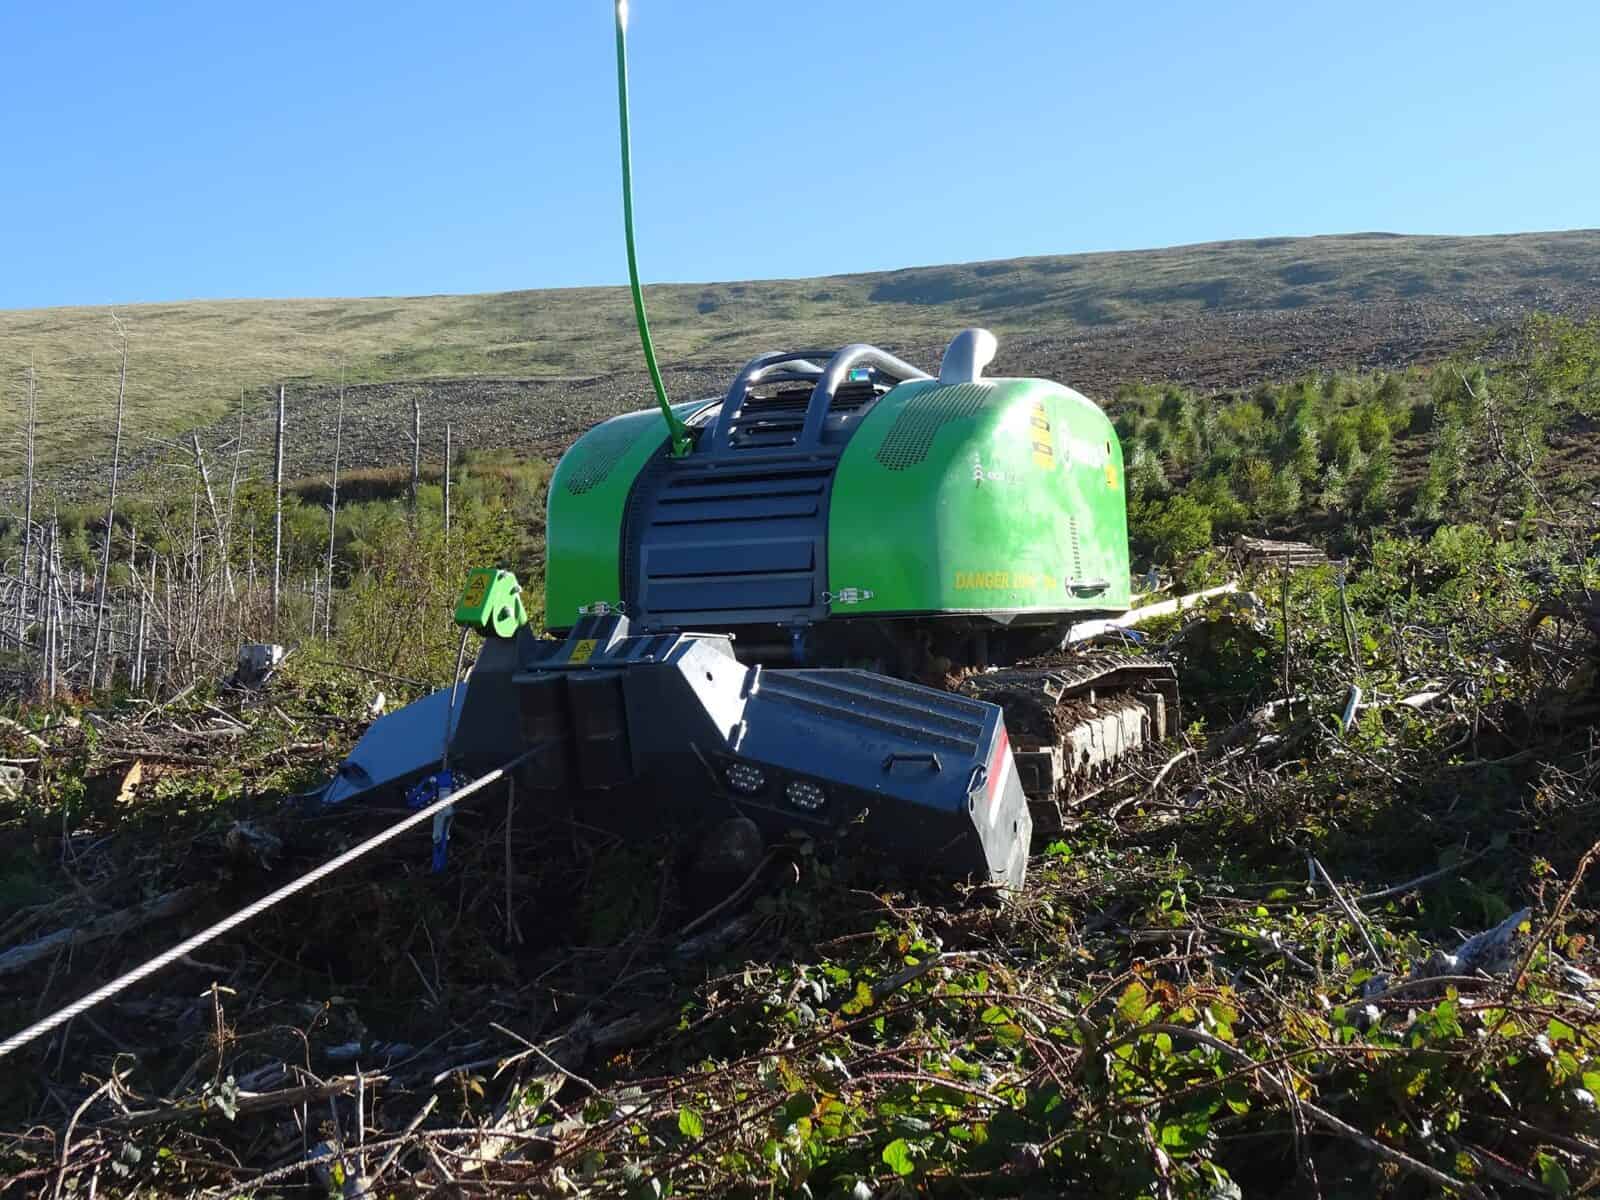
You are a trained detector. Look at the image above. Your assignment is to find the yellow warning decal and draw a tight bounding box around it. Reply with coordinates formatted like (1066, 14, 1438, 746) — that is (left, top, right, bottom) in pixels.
(1105, 462, 1119, 489)
(954, 570, 1058, 591)
(955, 570, 1010, 590)
(568, 638, 598, 664)
(1029, 399, 1056, 470)
(458, 571, 490, 610)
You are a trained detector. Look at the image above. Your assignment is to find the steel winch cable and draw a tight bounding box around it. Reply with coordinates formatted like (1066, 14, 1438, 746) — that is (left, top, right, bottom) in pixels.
(0, 746, 541, 1063)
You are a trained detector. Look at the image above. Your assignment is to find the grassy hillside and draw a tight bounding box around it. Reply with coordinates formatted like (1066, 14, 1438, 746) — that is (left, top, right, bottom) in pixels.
(3, 229, 1597, 484)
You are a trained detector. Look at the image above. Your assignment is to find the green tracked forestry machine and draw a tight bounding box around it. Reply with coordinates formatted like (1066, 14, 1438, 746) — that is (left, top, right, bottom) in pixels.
(319, 2, 1178, 893)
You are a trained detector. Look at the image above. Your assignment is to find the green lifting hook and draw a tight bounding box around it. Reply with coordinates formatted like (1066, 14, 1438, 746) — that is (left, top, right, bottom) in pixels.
(453, 567, 527, 639)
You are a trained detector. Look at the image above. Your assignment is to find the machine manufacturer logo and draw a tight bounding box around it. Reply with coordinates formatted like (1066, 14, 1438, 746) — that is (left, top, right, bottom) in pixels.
(1058, 436, 1112, 470)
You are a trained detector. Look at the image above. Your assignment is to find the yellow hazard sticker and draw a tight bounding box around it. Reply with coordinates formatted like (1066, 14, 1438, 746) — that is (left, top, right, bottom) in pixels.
(568, 638, 598, 664)
(1105, 462, 1119, 489)
(1029, 400, 1056, 470)
(458, 570, 490, 610)
(955, 570, 1011, 590)
(954, 570, 1057, 591)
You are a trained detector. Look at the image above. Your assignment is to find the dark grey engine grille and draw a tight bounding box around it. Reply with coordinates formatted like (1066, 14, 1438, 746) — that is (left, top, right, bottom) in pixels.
(627, 455, 837, 628)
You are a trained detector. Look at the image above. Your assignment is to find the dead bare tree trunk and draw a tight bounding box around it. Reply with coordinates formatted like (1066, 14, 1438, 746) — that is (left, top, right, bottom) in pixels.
(225, 388, 245, 543)
(133, 598, 146, 692)
(41, 518, 58, 701)
(271, 384, 285, 638)
(324, 367, 345, 641)
(410, 395, 421, 512)
(225, 387, 246, 648)
(443, 420, 452, 553)
(17, 356, 36, 644)
(31, 507, 45, 667)
(187, 483, 202, 678)
(91, 318, 129, 691)
(192, 433, 235, 600)
(128, 525, 143, 690)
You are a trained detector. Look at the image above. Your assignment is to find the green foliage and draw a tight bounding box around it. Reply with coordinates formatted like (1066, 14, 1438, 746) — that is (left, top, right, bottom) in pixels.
(1185, 476, 1248, 537)
(1173, 548, 1231, 594)
(1169, 603, 1279, 707)
(1263, 468, 1302, 520)
(1113, 328, 1594, 570)
(1137, 418, 1169, 458)
(1375, 371, 1408, 410)
(880, 1137, 915, 1176)
(333, 499, 517, 681)
(1125, 444, 1168, 502)
(1323, 411, 1363, 469)
(1525, 312, 1600, 416)
(1351, 441, 1395, 517)
(1282, 422, 1320, 484)
(1132, 494, 1213, 563)
(1417, 349, 1566, 519)
(1213, 400, 1267, 450)
(1354, 398, 1392, 453)
(1157, 387, 1194, 430)
(22, 453, 553, 691)
(1227, 455, 1273, 508)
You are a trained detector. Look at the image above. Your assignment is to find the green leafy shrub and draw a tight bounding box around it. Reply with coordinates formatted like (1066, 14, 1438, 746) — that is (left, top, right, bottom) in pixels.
(334, 500, 517, 681)
(1228, 456, 1274, 508)
(1126, 445, 1169, 501)
(1132, 494, 1213, 564)
(1315, 463, 1348, 513)
(1186, 476, 1249, 536)
(1263, 468, 1302, 520)
(1525, 312, 1600, 416)
(1355, 400, 1392, 453)
(1351, 442, 1395, 517)
(1324, 412, 1363, 469)
(1282, 423, 1320, 484)
(1138, 419, 1170, 458)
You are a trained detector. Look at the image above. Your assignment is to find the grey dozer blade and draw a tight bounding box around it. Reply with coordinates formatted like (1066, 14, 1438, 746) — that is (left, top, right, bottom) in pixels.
(324, 614, 1032, 890)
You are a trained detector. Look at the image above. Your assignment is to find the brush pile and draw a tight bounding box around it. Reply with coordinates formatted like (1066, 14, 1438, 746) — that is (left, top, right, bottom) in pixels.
(2, 525, 1598, 1199)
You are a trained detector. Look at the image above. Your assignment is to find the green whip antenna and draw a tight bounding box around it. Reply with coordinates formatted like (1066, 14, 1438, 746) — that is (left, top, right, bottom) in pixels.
(614, 0, 690, 457)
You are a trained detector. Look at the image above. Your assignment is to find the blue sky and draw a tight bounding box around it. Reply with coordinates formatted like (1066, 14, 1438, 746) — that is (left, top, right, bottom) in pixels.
(2, 1, 1595, 309)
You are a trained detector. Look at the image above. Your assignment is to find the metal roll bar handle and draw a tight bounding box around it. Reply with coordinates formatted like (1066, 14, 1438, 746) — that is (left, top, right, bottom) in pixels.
(796, 345, 930, 448)
(706, 350, 831, 454)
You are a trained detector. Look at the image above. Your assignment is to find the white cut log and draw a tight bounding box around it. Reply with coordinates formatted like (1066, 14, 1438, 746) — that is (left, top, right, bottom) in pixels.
(1067, 581, 1240, 642)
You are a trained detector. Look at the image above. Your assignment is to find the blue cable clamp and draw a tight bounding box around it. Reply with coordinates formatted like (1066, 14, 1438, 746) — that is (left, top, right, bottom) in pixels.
(406, 769, 458, 873)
